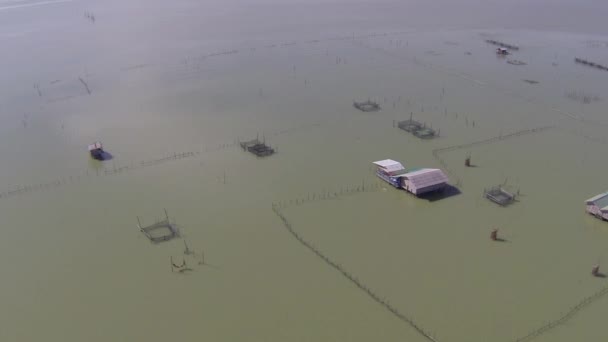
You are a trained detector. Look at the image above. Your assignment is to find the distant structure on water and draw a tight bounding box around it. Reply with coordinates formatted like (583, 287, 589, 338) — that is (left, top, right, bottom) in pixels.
(372, 159, 407, 188)
(484, 186, 516, 206)
(240, 138, 275, 157)
(372, 159, 449, 196)
(353, 100, 381, 112)
(84, 11, 96, 23)
(88, 142, 105, 160)
(496, 47, 510, 55)
(585, 192, 608, 221)
(397, 115, 438, 139)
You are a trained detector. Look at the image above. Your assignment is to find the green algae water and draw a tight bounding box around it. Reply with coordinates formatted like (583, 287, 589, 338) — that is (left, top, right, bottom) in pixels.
(1, 1, 608, 341)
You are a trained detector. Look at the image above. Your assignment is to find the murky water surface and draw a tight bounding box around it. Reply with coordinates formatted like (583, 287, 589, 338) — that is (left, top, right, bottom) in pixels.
(2, 1, 608, 341)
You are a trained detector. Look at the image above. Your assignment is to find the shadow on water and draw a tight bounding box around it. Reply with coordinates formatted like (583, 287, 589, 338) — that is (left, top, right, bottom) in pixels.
(87, 151, 113, 166)
(419, 185, 461, 202)
(97, 151, 113, 161)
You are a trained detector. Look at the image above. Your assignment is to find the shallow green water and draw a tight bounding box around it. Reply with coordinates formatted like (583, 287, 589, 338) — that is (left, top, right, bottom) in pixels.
(1, 1, 608, 341)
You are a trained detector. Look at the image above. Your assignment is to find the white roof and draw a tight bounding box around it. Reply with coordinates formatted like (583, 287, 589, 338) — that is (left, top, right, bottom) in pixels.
(585, 192, 608, 203)
(401, 168, 449, 188)
(372, 159, 405, 172)
(88, 142, 103, 151)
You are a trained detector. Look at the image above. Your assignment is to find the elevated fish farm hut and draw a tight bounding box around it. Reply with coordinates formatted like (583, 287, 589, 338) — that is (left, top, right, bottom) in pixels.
(138, 209, 179, 243)
(372, 159, 449, 196)
(399, 168, 449, 196)
(240, 138, 275, 157)
(372, 159, 407, 188)
(88, 142, 105, 160)
(397, 118, 438, 139)
(484, 186, 516, 206)
(585, 192, 608, 221)
(353, 100, 381, 112)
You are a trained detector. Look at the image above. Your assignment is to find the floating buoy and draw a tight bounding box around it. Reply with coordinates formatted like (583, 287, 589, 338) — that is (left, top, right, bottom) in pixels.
(490, 228, 498, 241)
(465, 157, 471, 167)
(592, 264, 600, 277)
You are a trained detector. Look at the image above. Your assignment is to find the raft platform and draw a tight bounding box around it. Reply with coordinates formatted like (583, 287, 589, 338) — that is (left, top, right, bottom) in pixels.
(353, 100, 381, 112)
(397, 119, 438, 139)
(240, 138, 275, 157)
(484, 186, 516, 206)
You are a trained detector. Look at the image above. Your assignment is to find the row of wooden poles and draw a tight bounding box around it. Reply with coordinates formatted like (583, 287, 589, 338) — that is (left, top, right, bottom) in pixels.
(271, 205, 438, 342)
(0, 120, 326, 201)
(0, 147, 220, 200)
(515, 284, 608, 342)
(176, 30, 412, 65)
(485, 40, 520, 50)
(272, 181, 381, 211)
(171, 30, 405, 80)
(575, 58, 608, 71)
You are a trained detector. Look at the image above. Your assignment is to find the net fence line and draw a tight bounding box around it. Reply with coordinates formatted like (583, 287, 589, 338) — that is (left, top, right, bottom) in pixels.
(272, 180, 381, 211)
(0, 122, 324, 201)
(0, 150, 206, 200)
(515, 284, 608, 342)
(271, 204, 439, 342)
(431, 125, 554, 187)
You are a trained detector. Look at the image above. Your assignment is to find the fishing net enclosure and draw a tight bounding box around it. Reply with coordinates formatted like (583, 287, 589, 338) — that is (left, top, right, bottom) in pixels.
(397, 119, 438, 139)
(484, 186, 516, 206)
(353, 100, 381, 112)
(138, 211, 179, 243)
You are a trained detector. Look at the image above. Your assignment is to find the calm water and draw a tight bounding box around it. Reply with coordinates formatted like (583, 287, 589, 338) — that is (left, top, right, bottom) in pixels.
(2, 0, 608, 341)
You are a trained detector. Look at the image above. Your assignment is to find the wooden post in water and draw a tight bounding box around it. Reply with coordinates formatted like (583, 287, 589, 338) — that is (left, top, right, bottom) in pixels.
(199, 251, 205, 265)
(184, 240, 193, 255)
(164, 209, 169, 223)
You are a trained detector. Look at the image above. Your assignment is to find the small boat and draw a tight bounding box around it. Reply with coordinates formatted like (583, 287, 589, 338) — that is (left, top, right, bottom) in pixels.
(496, 48, 509, 55)
(88, 142, 105, 160)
